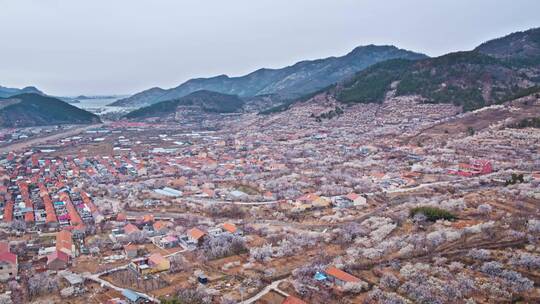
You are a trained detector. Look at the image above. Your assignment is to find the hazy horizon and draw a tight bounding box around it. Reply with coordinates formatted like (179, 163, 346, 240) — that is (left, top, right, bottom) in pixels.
(1, 0, 539, 96)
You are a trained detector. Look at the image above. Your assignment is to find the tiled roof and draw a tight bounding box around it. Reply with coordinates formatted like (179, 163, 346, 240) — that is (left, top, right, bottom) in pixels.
(187, 227, 206, 240)
(222, 223, 237, 234)
(0, 252, 17, 264)
(47, 250, 69, 264)
(116, 213, 127, 221)
(153, 221, 168, 231)
(148, 253, 168, 266)
(124, 244, 138, 251)
(124, 223, 140, 234)
(0, 241, 9, 253)
(56, 230, 73, 254)
(345, 193, 360, 201)
(325, 266, 360, 283)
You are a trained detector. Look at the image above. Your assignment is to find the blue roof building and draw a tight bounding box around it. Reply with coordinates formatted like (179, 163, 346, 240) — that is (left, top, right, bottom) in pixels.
(314, 271, 328, 281)
(122, 289, 147, 303)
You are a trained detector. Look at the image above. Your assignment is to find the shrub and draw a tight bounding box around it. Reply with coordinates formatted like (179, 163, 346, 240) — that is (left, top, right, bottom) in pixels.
(477, 204, 493, 214)
(508, 117, 540, 129)
(379, 273, 400, 291)
(505, 173, 524, 186)
(409, 206, 456, 222)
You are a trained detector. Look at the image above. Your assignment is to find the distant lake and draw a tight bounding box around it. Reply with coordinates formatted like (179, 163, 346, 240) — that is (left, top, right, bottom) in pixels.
(71, 96, 130, 114)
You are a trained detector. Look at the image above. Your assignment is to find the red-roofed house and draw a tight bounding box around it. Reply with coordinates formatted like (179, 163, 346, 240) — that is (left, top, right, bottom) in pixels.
(345, 193, 367, 206)
(47, 250, 69, 270)
(201, 188, 215, 198)
(153, 221, 169, 234)
(324, 266, 361, 287)
(129, 253, 170, 275)
(222, 222, 237, 234)
(153, 235, 179, 249)
(449, 160, 493, 177)
(124, 244, 139, 259)
(148, 253, 170, 272)
(3, 201, 13, 223)
(0, 241, 9, 254)
(124, 223, 140, 235)
(222, 222, 242, 235)
(56, 230, 73, 257)
(0, 243, 17, 281)
(186, 228, 206, 245)
(138, 214, 154, 224)
(116, 212, 127, 222)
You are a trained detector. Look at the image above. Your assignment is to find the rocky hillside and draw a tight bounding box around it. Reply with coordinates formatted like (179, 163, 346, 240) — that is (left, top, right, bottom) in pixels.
(124, 90, 244, 119)
(475, 27, 540, 62)
(112, 45, 427, 108)
(321, 27, 540, 111)
(0, 85, 44, 98)
(0, 93, 101, 127)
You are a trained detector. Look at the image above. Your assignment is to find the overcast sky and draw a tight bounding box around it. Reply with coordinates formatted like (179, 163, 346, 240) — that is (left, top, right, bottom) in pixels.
(1, 0, 539, 96)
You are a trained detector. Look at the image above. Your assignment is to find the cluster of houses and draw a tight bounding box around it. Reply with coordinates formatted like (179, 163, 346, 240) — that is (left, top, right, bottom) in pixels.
(1, 230, 75, 283)
(448, 159, 493, 177)
(290, 192, 368, 212)
(108, 214, 242, 275)
(0, 152, 100, 233)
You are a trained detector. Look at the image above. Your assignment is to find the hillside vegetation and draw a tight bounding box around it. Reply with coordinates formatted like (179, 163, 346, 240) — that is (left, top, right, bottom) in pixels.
(333, 28, 540, 111)
(125, 90, 244, 119)
(0, 93, 101, 127)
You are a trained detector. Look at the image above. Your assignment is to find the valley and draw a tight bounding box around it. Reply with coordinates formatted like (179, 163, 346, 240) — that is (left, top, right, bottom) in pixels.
(0, 23, 540, 304)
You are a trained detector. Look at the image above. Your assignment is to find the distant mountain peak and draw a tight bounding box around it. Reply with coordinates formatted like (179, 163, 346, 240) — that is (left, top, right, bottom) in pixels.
(349, 44, 394, 52)
(0, 85, 44, 98)
(22, 86, 41, 91)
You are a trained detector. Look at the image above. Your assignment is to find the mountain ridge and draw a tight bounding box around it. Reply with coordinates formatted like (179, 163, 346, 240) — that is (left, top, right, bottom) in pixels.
(111, 45, 428, 108)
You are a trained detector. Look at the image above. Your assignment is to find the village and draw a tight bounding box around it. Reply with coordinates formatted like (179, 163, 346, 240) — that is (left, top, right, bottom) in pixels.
(0, 94, 540, 304)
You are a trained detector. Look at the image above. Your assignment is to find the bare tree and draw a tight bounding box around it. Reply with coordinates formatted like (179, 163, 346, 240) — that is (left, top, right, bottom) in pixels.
(10, 220, 26, 232)
(170, 254, 190, 273)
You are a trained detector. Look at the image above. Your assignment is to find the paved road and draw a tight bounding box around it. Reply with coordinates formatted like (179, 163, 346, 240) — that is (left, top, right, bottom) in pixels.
(0, 123, 102, 154)
(185, 197, 280, 206)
